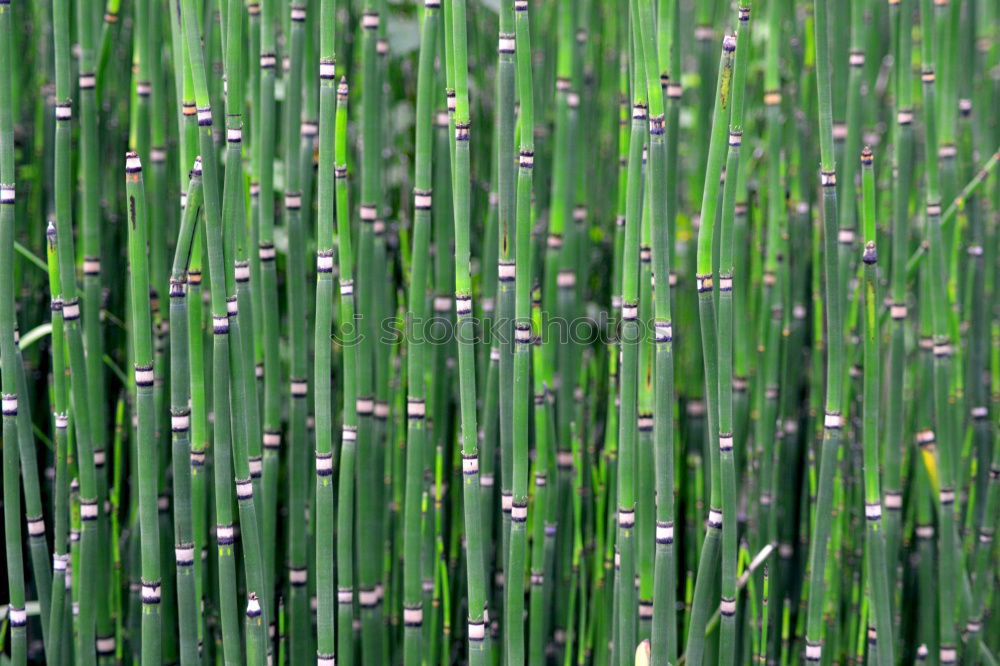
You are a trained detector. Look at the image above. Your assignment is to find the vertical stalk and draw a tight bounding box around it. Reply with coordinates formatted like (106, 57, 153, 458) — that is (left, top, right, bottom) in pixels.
(256, 0, 283, 623)
(507, 0, 534, 661)
(179, 0, 243, 658)
(714, 4, 751, 662)
(357, 3, 382, 658)
(444, 0, 487, 662)
(124, 152, 162, 666)
(45, 222, 71, 666)
(333, 78, 357, 666)
(617, 4, 650, 654)
(403, 2, 440, 664)
(314, 0, 338, 662)
(883, 0, 914, 592)
(859, 146, 894, 665)
(282, 3, 310, 660)
(169, 161, 204, 666)
(684, 36, 734, 666)
(803, 0, 846, 659)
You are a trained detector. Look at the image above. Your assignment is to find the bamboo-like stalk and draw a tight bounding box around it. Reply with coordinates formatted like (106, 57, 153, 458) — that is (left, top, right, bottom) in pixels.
(49, 0, 101, 661)
(859, 146, 894, 665)
(45, 222, 71, 666)
(178, 0, 243, 659)
(631, 0, 677, 660)
(496, 0, 518, 656)
(76, 1, 111, 648)
(217, 0, 268, 661)
(333, 77, 357, 666)
(684, 35, 735, 666)
(169, 160, 204, 666)
(883, 0, 914, 594)
(256, 0, 282, 625)
(714, 4, 751, 662)
(124, 151, 161, 666)
(506, 0, 534, 661)
(13, 284, 51, 660)
(616, 7, 649, 655)
(918, 1, 962, 661)
(314, 0, 337, 663)
(356, 3, 382, 659)
(402, 2, 439, 664)
(802, 0, 846, 659)
(282, 2, 310, 660)
(444, 0, 487, 662)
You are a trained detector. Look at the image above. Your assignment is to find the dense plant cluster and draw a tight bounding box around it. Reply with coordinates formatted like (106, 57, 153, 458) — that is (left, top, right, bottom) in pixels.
(0, 0, 997, 664)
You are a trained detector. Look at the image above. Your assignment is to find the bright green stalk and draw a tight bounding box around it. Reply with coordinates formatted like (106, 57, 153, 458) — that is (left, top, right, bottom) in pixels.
(403, 3, 439, 664)
(124, 152, 161, 666)
(169, 162, 204, 666)
(859, 146, 894, 665)
(186, 231, 208, 658)
(685, 37, 734, 666)
(45, 223, 71, 666)
(332, 77, 357, 666)
(507, 0, 533, 662)
(803, 0, 846, 658)
(445, 0, 487, 661)
(314, 0, 337, 660)
(715, 4, 751, 662)
(529, 303, 554, 664)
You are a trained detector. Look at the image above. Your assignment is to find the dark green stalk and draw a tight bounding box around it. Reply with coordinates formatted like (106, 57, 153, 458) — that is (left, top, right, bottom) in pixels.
(314, 0, 338, 663)
(403, 3, 439, 664)
(178, 0, 243, 659)
(169, 161, 204, 666)
(50, 0, 100, 659)
(76, 4, 109, 646)
(333, 78, 357, 666)
(803, 0, 846, 658)
(356, 4, 381, 659)
(918, 1, 961, 661)
(256, 0, 282, 623)
(616, 20, 649, 654)
(282, 3, 309, 660)
(445, 0, 487, 662)
(124, 152, 161, 666)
